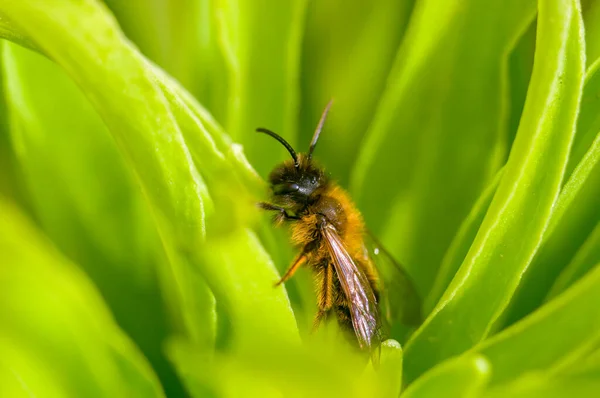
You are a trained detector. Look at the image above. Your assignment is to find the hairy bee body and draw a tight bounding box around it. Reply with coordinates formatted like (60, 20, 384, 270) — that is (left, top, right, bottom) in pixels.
(259, 144, 384, 350)
(285, 163, 380, 335)
(257, 101, 394, 352)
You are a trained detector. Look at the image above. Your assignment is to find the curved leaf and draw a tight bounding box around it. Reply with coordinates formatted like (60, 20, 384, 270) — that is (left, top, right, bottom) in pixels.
(216, 0, 307, 176)
(505, 123, 600, 325)
(168, 336, 403, 398)
(351, 0, 537, 296)
(403, 0, 585, 382)
(0, 198, 165, 398)
(0, 12, 38, 52)
(426, 168, 504, 313)
(547, 221, 600, 298)
(567, 60, 600, 176)
(484, 373, 600, 398)
(507, 20, 536, 147)
(2, 41, 189, 396)
(468, 262, 600, 385)
(561, 342, 600, 377)
(583, 0, 600, 68)
(299, 0, 414, 185)
(1, 0, 207, 248)
(401, 355, 490, 398)
(103, 0, 229, 122)
(0, 0, 298, 351)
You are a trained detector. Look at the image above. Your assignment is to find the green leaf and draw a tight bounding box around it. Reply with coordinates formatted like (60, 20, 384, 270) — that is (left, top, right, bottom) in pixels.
(298, 0, 414, 186)
(4, 0, 600, 396)
(499, 16, 600, 326)
(169, 337, 402, 398)
(504, 115, 600, 326)
(0, 0, 298, 351)
(151, 63, 264, 198)
(0, 344, 70, 398)
(466, 262, 600, 385)
(377, 340, 405, 398)
(0, 12, 38, 52)
(426, 168, 504, 313)
(0, 198, 165, 398)
(403, 0, 585, 382)
(583, 0, 600, 68)
(216, 0, 307, 176)
(547, 221, 600, 298)
(0, 0, 208, 248)
(0, 6, 298, 396)
(428, 23, 537, 315)
(155, 65, 300, 349)
(400, 355, 490, 398)
(0, 48, 22, 203)
(484, 373, 600, 398)
(197, 228, 299, 350)
(103, 0, 229, 123)
(350, 0, 537, 297)
(562, 342, 600, 377)
(1, 41, 188, 396)
(507, 20, 536, 147)
(567, 60, 600, 176)
(358, 340, 404, 398)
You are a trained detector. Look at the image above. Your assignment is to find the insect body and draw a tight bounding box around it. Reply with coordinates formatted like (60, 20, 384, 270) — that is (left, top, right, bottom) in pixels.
(257, 101, 385, 350)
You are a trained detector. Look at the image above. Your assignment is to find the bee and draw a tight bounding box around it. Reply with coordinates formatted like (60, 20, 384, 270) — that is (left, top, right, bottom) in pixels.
(257, 101, 421, 352)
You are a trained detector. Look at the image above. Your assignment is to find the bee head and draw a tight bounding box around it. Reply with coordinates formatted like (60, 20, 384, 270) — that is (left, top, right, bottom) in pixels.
(257, 100, 333, 208)
(266, 155, 327, 205)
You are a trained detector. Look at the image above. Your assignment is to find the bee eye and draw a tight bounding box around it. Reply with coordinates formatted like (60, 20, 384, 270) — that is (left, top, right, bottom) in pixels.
(273, 183, 300, 195)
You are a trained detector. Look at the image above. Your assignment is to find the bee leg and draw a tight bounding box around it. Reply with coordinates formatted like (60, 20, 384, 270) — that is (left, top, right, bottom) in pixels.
(258, 202, 300, 221)
(274, 241, 317, 286)
(275, 253, 307, 286)
(312, 309, 332, 332)
(312, 262, 334, 331)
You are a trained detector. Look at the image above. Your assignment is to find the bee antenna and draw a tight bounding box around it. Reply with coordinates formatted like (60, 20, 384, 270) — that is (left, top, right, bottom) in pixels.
(308, 99, 333, 161)
(256, 128, 299, 168)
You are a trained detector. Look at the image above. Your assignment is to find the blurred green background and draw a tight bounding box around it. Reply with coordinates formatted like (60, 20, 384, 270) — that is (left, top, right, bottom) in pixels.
(1, 0, 600, 397)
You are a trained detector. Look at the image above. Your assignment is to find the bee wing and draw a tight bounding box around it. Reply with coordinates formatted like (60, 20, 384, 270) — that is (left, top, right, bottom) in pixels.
(363, 232, 422, 327)
(321, 223, 383, 351)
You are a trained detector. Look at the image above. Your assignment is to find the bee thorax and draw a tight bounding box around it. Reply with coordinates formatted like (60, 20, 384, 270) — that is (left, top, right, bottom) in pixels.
(313, 196, 347, 233)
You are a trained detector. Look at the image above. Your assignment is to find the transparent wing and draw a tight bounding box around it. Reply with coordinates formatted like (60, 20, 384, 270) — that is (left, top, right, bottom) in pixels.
(363, 231, 422, 328)
(321, 223, 383, 351)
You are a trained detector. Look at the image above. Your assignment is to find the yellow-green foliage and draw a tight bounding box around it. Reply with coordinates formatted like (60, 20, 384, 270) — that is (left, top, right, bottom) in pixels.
(1, 0, 600, 397)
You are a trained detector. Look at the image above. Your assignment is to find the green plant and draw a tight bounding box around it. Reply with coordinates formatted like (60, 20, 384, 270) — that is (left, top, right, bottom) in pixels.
(0, 0, 599, 397)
